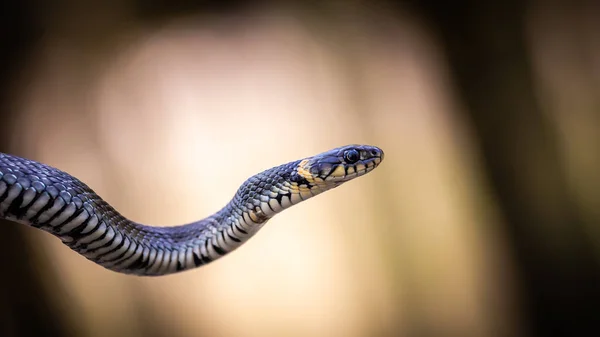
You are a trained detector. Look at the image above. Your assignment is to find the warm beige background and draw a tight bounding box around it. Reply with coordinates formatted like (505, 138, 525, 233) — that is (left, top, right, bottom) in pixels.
(6, 3, 599, 337)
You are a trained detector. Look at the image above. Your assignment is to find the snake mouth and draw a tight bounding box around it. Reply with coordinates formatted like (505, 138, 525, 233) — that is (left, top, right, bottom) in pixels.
(324, 157, 382, 182)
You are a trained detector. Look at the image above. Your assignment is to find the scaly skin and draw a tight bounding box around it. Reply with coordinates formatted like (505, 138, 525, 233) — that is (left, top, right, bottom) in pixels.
(0, 144, 383, 276)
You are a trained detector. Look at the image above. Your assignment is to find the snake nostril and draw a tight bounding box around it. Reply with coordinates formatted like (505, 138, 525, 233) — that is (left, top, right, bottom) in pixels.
(370, 150, 378, 156)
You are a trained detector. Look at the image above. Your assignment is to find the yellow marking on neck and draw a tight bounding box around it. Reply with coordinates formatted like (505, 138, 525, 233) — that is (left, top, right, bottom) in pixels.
(297, 159, 315, 183)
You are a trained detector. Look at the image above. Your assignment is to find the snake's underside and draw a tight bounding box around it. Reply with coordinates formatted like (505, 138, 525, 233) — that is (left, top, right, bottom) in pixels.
(0, 145, 383, 276)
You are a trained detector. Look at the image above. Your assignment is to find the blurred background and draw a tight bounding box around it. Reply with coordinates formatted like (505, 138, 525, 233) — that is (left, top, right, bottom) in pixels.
(1, 1, 599, 337)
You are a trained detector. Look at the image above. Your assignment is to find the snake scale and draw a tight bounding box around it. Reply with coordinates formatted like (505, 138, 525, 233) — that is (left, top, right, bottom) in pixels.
(0, 144, 383, 276)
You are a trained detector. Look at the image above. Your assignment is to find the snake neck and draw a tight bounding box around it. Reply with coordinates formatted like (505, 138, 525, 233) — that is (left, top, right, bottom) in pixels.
(112, 159, 328, 275)
(225, 159, 326, 224)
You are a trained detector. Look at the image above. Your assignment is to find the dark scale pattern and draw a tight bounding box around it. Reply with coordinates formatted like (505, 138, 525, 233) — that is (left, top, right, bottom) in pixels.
(0, 154, 304, 276)
(0, 145, 383, 276)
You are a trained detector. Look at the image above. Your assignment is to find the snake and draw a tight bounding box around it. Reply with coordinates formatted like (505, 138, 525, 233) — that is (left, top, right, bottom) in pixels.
(0, 144, 383, 276)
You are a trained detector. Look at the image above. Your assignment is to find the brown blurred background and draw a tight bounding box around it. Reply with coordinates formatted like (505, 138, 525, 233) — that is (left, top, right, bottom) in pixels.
(1, 1, 599, 337)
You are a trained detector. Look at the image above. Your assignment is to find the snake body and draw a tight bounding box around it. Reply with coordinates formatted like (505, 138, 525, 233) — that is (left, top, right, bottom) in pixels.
(0, 145, 383, 276)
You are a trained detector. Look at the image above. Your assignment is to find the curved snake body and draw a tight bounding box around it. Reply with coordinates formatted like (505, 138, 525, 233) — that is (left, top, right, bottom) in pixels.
(0, 145, 383, 276)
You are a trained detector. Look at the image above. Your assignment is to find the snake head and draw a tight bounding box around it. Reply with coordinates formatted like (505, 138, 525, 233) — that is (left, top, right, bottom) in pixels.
(296, 145, 384, 186)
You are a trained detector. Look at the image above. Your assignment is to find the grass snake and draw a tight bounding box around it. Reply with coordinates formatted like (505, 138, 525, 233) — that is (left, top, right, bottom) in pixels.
(0, 144, 383, 276)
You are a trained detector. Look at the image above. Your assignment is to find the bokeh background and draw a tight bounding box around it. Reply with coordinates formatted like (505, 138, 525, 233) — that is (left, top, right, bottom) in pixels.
(1, 1, 599, 337)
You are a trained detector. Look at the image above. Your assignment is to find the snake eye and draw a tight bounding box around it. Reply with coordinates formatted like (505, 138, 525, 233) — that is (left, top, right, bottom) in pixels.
(343, 149, 360, 164)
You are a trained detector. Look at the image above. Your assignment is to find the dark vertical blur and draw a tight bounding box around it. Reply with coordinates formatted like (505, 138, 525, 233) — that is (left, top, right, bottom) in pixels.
(407, 0, 600, 336)
(0, 1, 73, 337)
